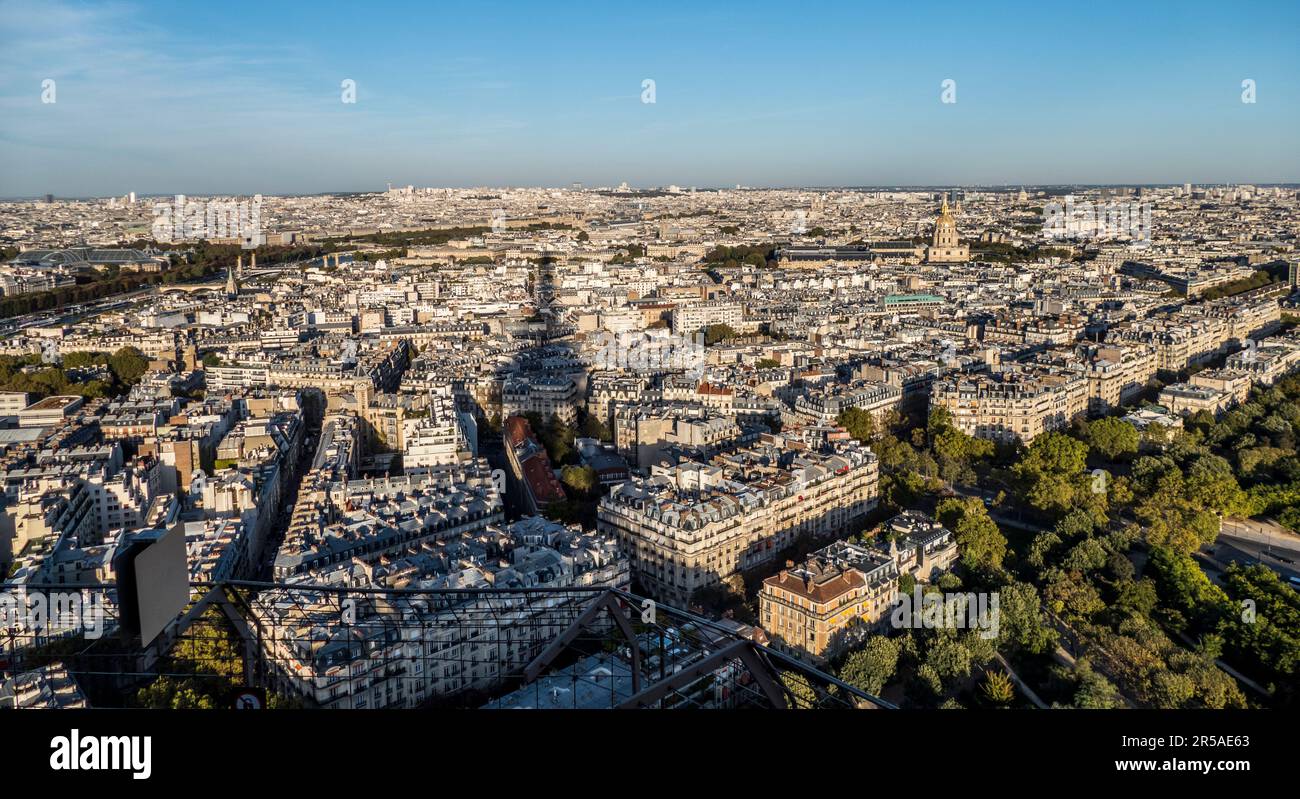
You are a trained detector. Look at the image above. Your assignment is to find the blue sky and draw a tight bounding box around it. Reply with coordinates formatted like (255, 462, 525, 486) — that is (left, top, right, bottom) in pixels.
(1, 0, 1297, 196)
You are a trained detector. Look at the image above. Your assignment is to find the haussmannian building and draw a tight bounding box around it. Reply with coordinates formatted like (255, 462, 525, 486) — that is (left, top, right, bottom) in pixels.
(597, 436, 878, 607)
(930, 367, 1088, 444)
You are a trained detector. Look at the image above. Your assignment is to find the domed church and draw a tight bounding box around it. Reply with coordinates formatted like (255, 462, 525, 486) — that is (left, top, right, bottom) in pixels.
(925, 197, 970, 263)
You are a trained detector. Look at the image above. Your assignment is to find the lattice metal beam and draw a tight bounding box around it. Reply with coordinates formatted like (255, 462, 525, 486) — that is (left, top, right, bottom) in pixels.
(521, 590, 641, 692)
(615, 639, 789, 709)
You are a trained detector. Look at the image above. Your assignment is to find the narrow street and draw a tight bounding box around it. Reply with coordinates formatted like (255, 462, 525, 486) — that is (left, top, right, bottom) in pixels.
(252, 391, 325, 581)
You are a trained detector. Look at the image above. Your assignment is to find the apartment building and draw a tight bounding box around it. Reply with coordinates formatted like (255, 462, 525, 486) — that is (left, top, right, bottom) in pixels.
(599, 438, 879, 607)
(1189, 368, 1254, 407)
(760, 540, 898, 663)
(789, 380, 903, 426)
(1109, 314, 1234, 374)
(0, 663, 90, 709)
(1225, 338, 1300, 385)
(254, 517, 628, 708)
(759, 511, 958, 663)
(671, 301, 744, 334)
(611, 402, 750, 471)
(501, 375, 579, 424)
(931, 367, 1088, 444)
(402, 388, 475, 474)
(274, 467, 503, 579)
(1158, 382, 1238, 418)
(587, 372, 652, 428)
(1079, 343, 1158, 414)
(661, 376, 734, 412)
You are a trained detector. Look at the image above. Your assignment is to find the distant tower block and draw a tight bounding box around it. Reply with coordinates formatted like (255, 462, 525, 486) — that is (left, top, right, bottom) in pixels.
(250, 251, 256, 271)
(236, 254, 243, 280)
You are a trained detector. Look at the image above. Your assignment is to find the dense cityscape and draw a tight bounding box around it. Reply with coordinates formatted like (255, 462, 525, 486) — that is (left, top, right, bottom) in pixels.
(1, 0, 1295, 785)
(0, 182, 1296, 716)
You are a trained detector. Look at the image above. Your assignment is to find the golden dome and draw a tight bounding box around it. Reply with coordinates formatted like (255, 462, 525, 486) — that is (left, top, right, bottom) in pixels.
(936, 197, 956, 229)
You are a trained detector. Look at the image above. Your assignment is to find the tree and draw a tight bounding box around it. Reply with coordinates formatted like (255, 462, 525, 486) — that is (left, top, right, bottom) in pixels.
(560, 465, 598, 497)
(897, 571, 916, 597)
(837, 635, 899, 696)
(926, 634, 974, 684)
(927, 406, 993, 483)
(909, 662, 945, 705)
(780, 671, 818, 708)
(1183, 454, 1249, 516)
(981, 669, 1015, 705)
(580, 413, 610, 441)
(1025, 530, 1062, 570)
(1113, 577, 1159, 618)
(1150, 671, 1197, 708)
(1057, 508, 1098, 540)
(541, 498, 589, 527)
(836, 406, 875, 443)
(1043, 567, 1105, 623)
(1218, 563, 1300, 695)
(703, 323, 737, 345)
(1238, 446, 1288, 478)
(137, 675, 219, 709)
(1013, 432, 1090, 516)
(1087, 417, 1139, 461)
(109, 346, 149, 385)
(137, 607, 242, 708)
(62, 350, 106, 369)
(936, 497, 1007, 571)
(1147, 546, 1230, 631)
(1133, 458, 1230, 554)
(525, 412, 576, 465)
(1073, 660, 1123, 708)
(1062, 538, 1108, 573)
(996, 582, 1057, 654)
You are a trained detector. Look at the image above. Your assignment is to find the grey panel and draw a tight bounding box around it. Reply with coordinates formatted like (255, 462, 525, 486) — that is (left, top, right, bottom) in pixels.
(135, 525, 190, 646)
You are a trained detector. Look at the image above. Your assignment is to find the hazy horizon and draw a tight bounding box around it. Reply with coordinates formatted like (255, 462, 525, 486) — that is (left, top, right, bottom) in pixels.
(8, 182, 1300, 203)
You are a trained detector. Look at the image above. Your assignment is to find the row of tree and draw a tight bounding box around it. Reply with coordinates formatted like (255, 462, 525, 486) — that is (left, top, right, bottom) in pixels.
(0, 347, 150, 400)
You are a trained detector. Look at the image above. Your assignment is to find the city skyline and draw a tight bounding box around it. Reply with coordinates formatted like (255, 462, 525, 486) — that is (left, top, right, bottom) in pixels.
(2, 0, 1299, 196)
(0, 0, 1295, 777)
(10, 181, 1300, 203)
(1, 180, 1296, 720)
